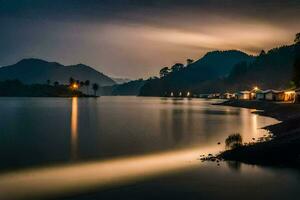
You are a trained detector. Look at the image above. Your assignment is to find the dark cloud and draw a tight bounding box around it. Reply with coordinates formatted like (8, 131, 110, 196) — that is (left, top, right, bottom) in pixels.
(0, 0, 299, 78)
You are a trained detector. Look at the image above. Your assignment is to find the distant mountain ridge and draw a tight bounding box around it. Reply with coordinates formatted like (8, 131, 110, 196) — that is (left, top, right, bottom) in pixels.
(112, 77, 131, 84)
(0, 58, 116, 86)
(101, 79, 146, 96)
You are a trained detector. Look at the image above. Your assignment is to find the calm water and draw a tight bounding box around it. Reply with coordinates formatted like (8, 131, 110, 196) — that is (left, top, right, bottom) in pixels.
(0, 97, 299, 200)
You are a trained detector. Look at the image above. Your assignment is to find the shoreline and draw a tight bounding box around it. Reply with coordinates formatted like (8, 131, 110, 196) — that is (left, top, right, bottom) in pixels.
(215, 100, 300, 167)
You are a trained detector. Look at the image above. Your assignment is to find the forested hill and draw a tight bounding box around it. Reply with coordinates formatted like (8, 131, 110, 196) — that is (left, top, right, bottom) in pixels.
(139, 45, 297, 96)
(139, 50, 254, 96)
(222, 45, 296, 92)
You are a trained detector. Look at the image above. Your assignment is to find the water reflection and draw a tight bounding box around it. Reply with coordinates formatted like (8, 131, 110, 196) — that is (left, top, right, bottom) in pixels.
(71, 97, 78, 160)
(0, 97, 286, 200)
(0, 147, 207, 200)
(226, 161, 242, 172)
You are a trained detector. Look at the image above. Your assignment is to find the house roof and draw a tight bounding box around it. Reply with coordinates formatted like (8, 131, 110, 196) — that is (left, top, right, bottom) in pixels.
(262, 89, 284, 94)
(239, 91, 250, 94)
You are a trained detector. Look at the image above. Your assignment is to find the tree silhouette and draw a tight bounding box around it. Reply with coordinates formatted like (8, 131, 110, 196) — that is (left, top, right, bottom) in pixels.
(69, 77, 75, 85)
(92, 83, 99, 96)
(294, 32, 300, 44)
(85, 80, 90, 95)
(80, 81, 84, 87)
(259, 50, 266, 56)
(186, 59, 194, 66)
(54, 81, 59, 87)
(171, 63, 184, 72)
(159, 67, 169, 78)
(46, 80, 51, 85)
(292, 33, 300, 87)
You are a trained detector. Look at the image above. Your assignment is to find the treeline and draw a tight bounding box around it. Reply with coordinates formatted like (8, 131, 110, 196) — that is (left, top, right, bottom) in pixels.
(47, 77, 100, 96)
(0, 80, 85, 97)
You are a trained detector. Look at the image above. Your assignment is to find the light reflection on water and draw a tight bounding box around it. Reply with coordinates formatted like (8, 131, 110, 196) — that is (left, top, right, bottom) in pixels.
(0, 147, 208, 200)
(71, 97, 78, 160)
(0, 97, 282, 199)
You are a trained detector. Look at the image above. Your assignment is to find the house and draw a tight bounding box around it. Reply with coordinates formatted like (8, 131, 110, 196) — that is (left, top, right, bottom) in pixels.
(256, 91, 265, 100)
(237, 91, 251, 100)
(264, 90, 285, 101)
(284, 90, 296, 102)
(220, 93, 233, 99)
(208, 93, 220, 99)
(295, 89, 300, 103)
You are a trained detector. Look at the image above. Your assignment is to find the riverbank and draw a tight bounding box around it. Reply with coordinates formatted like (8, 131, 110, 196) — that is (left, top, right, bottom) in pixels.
(216, 100, 300, 167)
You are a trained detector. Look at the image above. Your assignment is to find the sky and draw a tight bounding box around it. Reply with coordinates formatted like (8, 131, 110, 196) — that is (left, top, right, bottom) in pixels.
(0, 0, 300, 79)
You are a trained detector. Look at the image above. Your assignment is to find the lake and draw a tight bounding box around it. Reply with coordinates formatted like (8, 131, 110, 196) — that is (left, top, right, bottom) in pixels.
(0, 97, 299, 200)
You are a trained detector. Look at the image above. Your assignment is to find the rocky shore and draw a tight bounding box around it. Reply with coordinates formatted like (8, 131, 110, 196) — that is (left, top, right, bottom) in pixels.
(216, 100, 300, 167)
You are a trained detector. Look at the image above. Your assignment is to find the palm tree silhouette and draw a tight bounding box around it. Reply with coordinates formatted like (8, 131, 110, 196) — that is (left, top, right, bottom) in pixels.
(85, 80, 90, 95)
(69, 77, 75, 85)
(92, 83, 99, 96)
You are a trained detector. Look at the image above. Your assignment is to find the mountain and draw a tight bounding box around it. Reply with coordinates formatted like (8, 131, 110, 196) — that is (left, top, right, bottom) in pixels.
(101, 79, 146, 96)
(0, 58, 116, 86)
(139, 50, 254, 96)
(112, 77, 131, 84)
(190, 50, 254, 78)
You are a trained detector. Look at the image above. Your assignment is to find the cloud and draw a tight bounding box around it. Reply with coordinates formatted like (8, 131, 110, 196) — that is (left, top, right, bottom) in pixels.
(0, 0, 299, 78)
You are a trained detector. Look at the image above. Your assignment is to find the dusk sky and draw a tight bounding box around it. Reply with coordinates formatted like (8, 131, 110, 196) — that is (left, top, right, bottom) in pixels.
(0, 0, 300, 78)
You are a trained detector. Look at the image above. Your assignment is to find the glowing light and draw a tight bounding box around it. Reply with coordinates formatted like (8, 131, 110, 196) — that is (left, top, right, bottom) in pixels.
(253, 86, 259, 91)
(284, 91, 296, 102)
(284, 91, 295, 95)
(187, 92, 191, 97)
(179, 92, 182, 96)
(71, 83, 79, 90)
(170, 92, 174, 97)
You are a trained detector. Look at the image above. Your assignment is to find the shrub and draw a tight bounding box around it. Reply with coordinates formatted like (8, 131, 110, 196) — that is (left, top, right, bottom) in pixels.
(225, 133, 243, 150)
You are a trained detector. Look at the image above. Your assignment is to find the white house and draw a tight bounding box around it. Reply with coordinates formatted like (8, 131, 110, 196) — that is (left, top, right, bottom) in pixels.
(263, 90, 285, 101)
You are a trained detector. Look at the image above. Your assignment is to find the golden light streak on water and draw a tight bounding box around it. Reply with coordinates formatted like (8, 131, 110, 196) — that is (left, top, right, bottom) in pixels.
(252, 114, 258, 138)
(0, 147, 216, 200)
(71, 97, 78, 160)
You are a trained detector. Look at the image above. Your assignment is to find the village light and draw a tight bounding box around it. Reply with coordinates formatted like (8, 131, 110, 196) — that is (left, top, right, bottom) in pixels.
(253, 86, 259, 91)
(284, 91, 295, 94)
(72, 83, 79, 90)
(187, 92, 190, 97)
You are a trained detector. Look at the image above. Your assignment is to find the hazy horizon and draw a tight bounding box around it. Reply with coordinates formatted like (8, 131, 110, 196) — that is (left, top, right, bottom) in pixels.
(1, 0, 299, 79)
